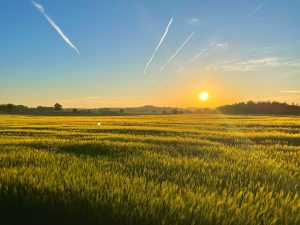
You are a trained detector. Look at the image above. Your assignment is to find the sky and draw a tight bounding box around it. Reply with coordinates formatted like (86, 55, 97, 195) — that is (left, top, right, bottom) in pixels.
(0, 0, 299, 108)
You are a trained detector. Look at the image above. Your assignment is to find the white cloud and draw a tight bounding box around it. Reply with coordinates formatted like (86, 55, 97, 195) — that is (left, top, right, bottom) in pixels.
(185, 17, 199, 25)
(86, 96, 102, 100)
(247, 44, 291, 56)
(176, 41, 230, 74)
(202, 57, 300, 72)
(210, 42, 229, 50)
(280, 90, 300, 94)
(176, 48, 207, 74)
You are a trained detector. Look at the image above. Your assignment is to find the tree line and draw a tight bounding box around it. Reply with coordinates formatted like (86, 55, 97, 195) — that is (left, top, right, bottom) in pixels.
(0, 101, 299, 115)
(218, 101, 300, 115)
(0, 103, 124, 115)
(0, 103, 62, 112)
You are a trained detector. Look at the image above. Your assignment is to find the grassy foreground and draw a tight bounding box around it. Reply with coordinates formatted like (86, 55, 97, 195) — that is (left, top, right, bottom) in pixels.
(0, 114, 299, 225)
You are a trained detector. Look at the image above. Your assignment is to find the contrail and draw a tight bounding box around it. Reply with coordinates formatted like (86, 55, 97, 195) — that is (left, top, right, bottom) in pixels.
(32, 1, 80, 55)
(187, 48, 206, 64)
(160, 30, 196, 73)
(144, 15, 174, 74)
(246, 0, 271, 18)
(176, 48, 206, 74)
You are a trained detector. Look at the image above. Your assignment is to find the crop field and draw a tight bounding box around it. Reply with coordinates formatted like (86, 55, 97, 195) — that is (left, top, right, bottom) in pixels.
(0, 114, 299, 225)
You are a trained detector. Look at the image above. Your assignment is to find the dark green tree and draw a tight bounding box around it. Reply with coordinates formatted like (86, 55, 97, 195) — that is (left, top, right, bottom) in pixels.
(54, 103, 62, 111)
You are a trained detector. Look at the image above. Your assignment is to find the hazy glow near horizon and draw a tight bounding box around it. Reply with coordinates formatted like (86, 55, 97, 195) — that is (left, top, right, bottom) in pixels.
(0, 0, 299, 108)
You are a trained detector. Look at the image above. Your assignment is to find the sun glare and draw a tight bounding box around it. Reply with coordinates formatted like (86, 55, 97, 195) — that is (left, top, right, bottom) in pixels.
(199, 92, 209, 101)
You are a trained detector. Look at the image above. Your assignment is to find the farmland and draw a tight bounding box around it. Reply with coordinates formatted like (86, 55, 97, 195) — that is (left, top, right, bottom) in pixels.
(0, 114, 299, 225)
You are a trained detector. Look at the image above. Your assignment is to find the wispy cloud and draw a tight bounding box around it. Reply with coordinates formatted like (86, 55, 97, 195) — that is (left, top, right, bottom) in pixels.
(246, 0, 271, 18)
(210, 42, 229, 50)
(160, 30, 196, 73)
(247, 44, 290, 56)
(176, 48, 206, 74)
(202, 57, 300, 72)
(280, 90, 300, 94)
(222, 57, 280, 71)
(31, 1, 80, 55)
(189, 49, 206, 62)
(177, 41, 229, 74)
(144, 14, 174, 74)
(86, 96, 102, 100)
(185, 17, 199, 25)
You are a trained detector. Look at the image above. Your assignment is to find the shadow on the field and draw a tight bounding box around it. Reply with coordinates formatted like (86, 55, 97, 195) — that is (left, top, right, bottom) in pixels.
(0, 181, 138, 225)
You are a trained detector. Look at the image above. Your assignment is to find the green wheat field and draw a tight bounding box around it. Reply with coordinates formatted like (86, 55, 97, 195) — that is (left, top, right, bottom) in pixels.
(0, 114, 299, 225)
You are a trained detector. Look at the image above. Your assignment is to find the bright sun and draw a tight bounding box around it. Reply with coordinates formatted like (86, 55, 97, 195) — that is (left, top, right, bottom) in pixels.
(199, 92, 209, 101)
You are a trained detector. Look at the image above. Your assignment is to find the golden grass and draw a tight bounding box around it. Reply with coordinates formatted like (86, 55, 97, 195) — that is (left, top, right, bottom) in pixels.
(0, 114, 299, 225)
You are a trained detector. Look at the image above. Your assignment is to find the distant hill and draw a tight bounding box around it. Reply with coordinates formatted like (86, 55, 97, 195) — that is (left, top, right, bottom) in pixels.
(218, 101, 300, 115)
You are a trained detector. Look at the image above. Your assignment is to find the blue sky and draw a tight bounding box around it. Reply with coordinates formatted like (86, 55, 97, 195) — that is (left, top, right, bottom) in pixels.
(0, 0, 299, 107)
